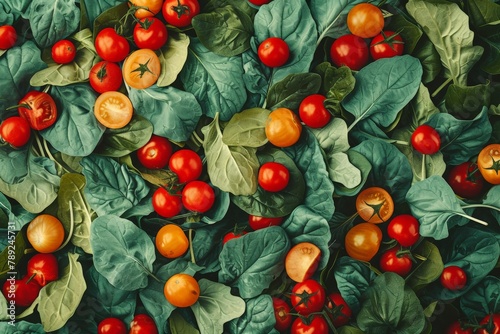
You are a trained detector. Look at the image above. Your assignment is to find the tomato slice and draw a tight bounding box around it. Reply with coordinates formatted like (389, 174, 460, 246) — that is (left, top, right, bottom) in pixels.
(94, 91, 134, 129)
(355, 186, 394, 224)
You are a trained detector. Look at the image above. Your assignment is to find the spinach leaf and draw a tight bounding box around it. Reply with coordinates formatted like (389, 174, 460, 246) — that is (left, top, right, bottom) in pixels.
(352, 140, 413, 204)
(265, 73, 321, 111)
(0, 41, 46, 112)
(129, 85, 202, 143)
(180, 38, 247, 121)
(460, 276, 500, 319)
(0, 321, 45, 333)
(0, 148, 29, 184)
(334, 150, 372, 197)
(412, 36, 442, 84)
(385, 13, 423, 54)
(334, 256, 377, 314)
(81, 155, 150, 217)
(81, 0, 125, 32)
(241, 50, 268, 108)
(444, 83, 491, 120)
(157, 32, 190, 87)
(357, 272, 426, 334)
(39, 253, 87, 332)
(341, 55, 422, 132)
(201, 188, 230, 225)
(222, 108, 270, 147)
(202, 114, 260, 196)
(0, 0, 31, 25)
(427, 107, 492, 165)
(406, 83, 441, 130)
(338, 327, 365, 334)
(192, 5, 253, 57)
(0, 228, 29, 281)
(406, 0, 484, 85)
(482, 185, 500, 223)
(41, 84, 105, 157)
(406, 240, 444, 291)
(227, 294, 276, 334)
(28, 0, 80, 48)
(90, 215, 156, 291)
(169, 311, 200, 334)
(218, 226, 290, 299)
(314, 63, 356, 116)
(253, 0, 317, 86)
(191, 279, 246, 334)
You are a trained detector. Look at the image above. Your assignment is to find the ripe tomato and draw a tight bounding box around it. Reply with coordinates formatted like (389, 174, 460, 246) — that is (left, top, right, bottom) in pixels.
(379, 247, 413, 276)
(129, 314, 158, 334)
(355, 186, 394, 224)
(129, 0, 163, 19)
(164, 273, 200, 307)
(446, 321, 473, 334)
(347, 3, 384, 38)
(122, 49, 161, 90)
(370, 31, 404, 60)
(325, 292, 352, 327)
(299, 94, 331, 128)
(272, 297, 292, 332)
(26, 253, 59, 287)
(89, 61, 123, 94)
(222, 231, 247, 244)
(440, 266, 467, 290)
(95, 28, 130, 63)
(248, 215, 283, 230)
(411, 124, 441, 155)
(26, 214, 65, 254)
(257, 37, 290, 68)
(291, 279, 326, 315)
(447, 162, 486, 198)
(94, 91, 134, 129)
(248, 0, 272, 5)
(51, 39, 76, 64)
(2, 274, 42, 307)
(285, 242, 321, 282)
(477, 314, 500, 334)
(0, 116, 31, 147)
(97, 317, 128, 334)
(291, 315, 329, 334)
(168, 149, 203, 184)
(152, 187, 183, 218)
(345, 222, 382, 262)
(477, 144, 500, 185)
(0, 25, 17, 49)
(155, 224, 188, 259)
(162, 0, 200, 27)
(137, 135, 173, 169)
(387, 214, 420, 247)
(17, 91, 58, 130)
(265, 108, 302, 147)
(258, 162, 290, 192)
(330, 34, 369, 71)
(133, 17, 168, 50)
(181, 180, 215, 213)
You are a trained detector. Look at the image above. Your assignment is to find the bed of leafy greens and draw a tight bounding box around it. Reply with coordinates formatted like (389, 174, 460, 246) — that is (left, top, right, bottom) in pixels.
(0, 0, 500, 333)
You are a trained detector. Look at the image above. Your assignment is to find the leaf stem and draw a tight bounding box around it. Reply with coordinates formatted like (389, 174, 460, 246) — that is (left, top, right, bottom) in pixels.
(461, 204, 500, 213)
(431, 77, 453, 97)
(454, 212, 488, 226)
(189, 228, 196, 265)
(421, 154, 426, 180)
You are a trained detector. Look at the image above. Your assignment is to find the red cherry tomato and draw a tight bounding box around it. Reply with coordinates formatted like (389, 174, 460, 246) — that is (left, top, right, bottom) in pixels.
(0, 25, 17, 50)
(387, 214, 420, 247)
(258, 37, 290, 68)
(95, 28, 130, 63)
(446, 320, 473, 334)
(330, 34, 369, 71)
(411, 124, 441, 155)
(129, 314, 158, 334)
(97, 317, 128, 334)
(26, 253, 59, 287)
(51, 39, 76, 64)
(152, 187, 183, 218)
(272, 297, 292, 332)
(477, 314, 500, 334)
(222, 231, 247, 244)
(299, 94, 332, 128)
(162, 0, 200, 28)
(248, 0, 272, 5)
(17, 91, 58, 130)
(0, 116, 31, 147)
(379, 247, 413, 276)
(440, 266, 467, 290)
(290, 279, 326, 315)
(248, 215, 283, 230)
(89, 61, 123, 94)
(137, 135, 173, 169)
(258, 162, 290, 192)
(446, 162, 485, 199)
(181, 180, 215, 213)
(370, 31, 404, 60)
(291, 315, 329, 334)
(133, 17, 168, 50)
(2, 275, 42, 308)
(168, 149, 203, 184)
(325, 292, 352, 327)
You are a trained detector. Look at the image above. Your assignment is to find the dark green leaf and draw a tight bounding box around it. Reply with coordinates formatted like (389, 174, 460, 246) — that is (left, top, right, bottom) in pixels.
(444, 83, 491, 120)
(385, 13, 423, 54)
(406, 240, 444, 291)
(0, 321, 45, 333)
(460, 276, 500, 319)
(241, 50, 268, 108)
(227, 295, 276, 333)
(0, 149, 28, 184)
(266, 73, 321, 111)
(0, 228, 28, 281)
(169, 311, 200, 334)
(81, 0, 126, 32)
(412, 36, 442, 84)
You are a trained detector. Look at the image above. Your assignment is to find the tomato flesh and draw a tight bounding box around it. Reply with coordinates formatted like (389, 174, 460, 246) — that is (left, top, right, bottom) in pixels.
(18, 91, 58, 130)
(94, 91, 134, 129)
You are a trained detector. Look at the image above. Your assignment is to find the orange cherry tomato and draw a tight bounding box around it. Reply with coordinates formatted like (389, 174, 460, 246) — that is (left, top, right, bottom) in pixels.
(477, 143, 500, 185)
(26, 214, 65, 253)
(284, 242, 321, 283)
(265, 108, 302, 148)
(155, 224, 189, 259)
(347, 3, 385, 38)
(94, 91, 134, 129)
(345, 222, 382, 262)
(164, 273, 200, 307)
(122, 49, 161, 90)
(129, 0, 163, 19)
(355, 186, 394, 224)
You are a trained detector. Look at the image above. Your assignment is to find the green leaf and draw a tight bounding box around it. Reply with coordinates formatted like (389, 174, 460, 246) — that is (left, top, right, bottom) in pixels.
(334, 150, 372, 197)
(227, 294, 276, 333)
(191, 279, 246, 334)
(406, 0, 484, 85)
(407, 83, 441, 130)
(406, 240, 444, 291)
(222, 108, 270, 147)
(265, 73, 322, 111)
(460, 275, 500, 319)
(192, 5, 253, 57)
(170, 311, 200, 334)
(90, 215, 156, 291)
(385, 13, 423, 54)
(157, 32, 190, 87)
(357, 272, 426, 334)
(0, 228, 28, 281)
(444, 83, 491, 120)
(93, 2, 131, 37)
(412, 36, 442, 84)
(313, 63, 356, 116)
(39, 253, 87, 332)
(81, 0, 125, 32)
(202, 114, 260, 196)
(338, 326, 365, 334)
(0, 320, 45, 333)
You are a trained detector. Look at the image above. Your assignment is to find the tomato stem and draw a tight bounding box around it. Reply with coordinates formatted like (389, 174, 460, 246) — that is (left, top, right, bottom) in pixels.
(321, 309, 339, 334)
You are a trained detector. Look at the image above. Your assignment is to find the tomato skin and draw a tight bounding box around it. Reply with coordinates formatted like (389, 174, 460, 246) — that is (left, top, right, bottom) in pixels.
(51, 39, 76, 64)
(272, 297, 292, 332)
(370, 31, 404, 60)
(446, 321, 473, 334)
(387, 214, 420, 247)
(347, 3, 384, 38)
(477, 314, 500, 334)
(345, 222, 382, 262)
(2, 275, 42, 308)
(325, 292, 352, 327)
(26, 253, 59, 287)
(248, 215, 283, 230)
(447, 162, 485, 199)
(258, 162, 290, 192)
(97, 317, 128, 334)
(299, 94, 331, 128)
(0, 116, 31, 147)
(129, 314, 158, 334)
(291, 315, 329, 334)
(181, 180, 215, 213)
(258, 37, 290, 68)
(222, 231, 247, 244)
(355, 186, 394, 224)
(0, 25, 17, 49)
(26, 214, 65, 254)
(285, 242, 321, 282)
(411, 124, 441, 155)
(137, 135, 173, 169)
(129, 0, 163, 19)
(17, 91, 58, 130)
(122, 49, 161, 90)
(164, 273, 200, 307)
(248, 0, 272, 5)
(133, 17, 168, 50)
(162, 0, 200, 27)
(265, 108, 303, 148)
(379, 247, 413, 276)
(155, 224, 188, 258)
(95, 28, 130, 63)
(94, 91, 134, 129)
(89, 61, 123, 94)
(477, 144, 500, 185)
(152, 187, 183, 218)
(291, 279, 326, 315)
(330, 34, 369, 71)
(168, 149, 203, 183)
(440, 266, 467, 290)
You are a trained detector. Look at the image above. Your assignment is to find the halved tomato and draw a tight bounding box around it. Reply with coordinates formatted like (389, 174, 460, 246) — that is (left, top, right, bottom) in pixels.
(94, 91, 134, 129)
